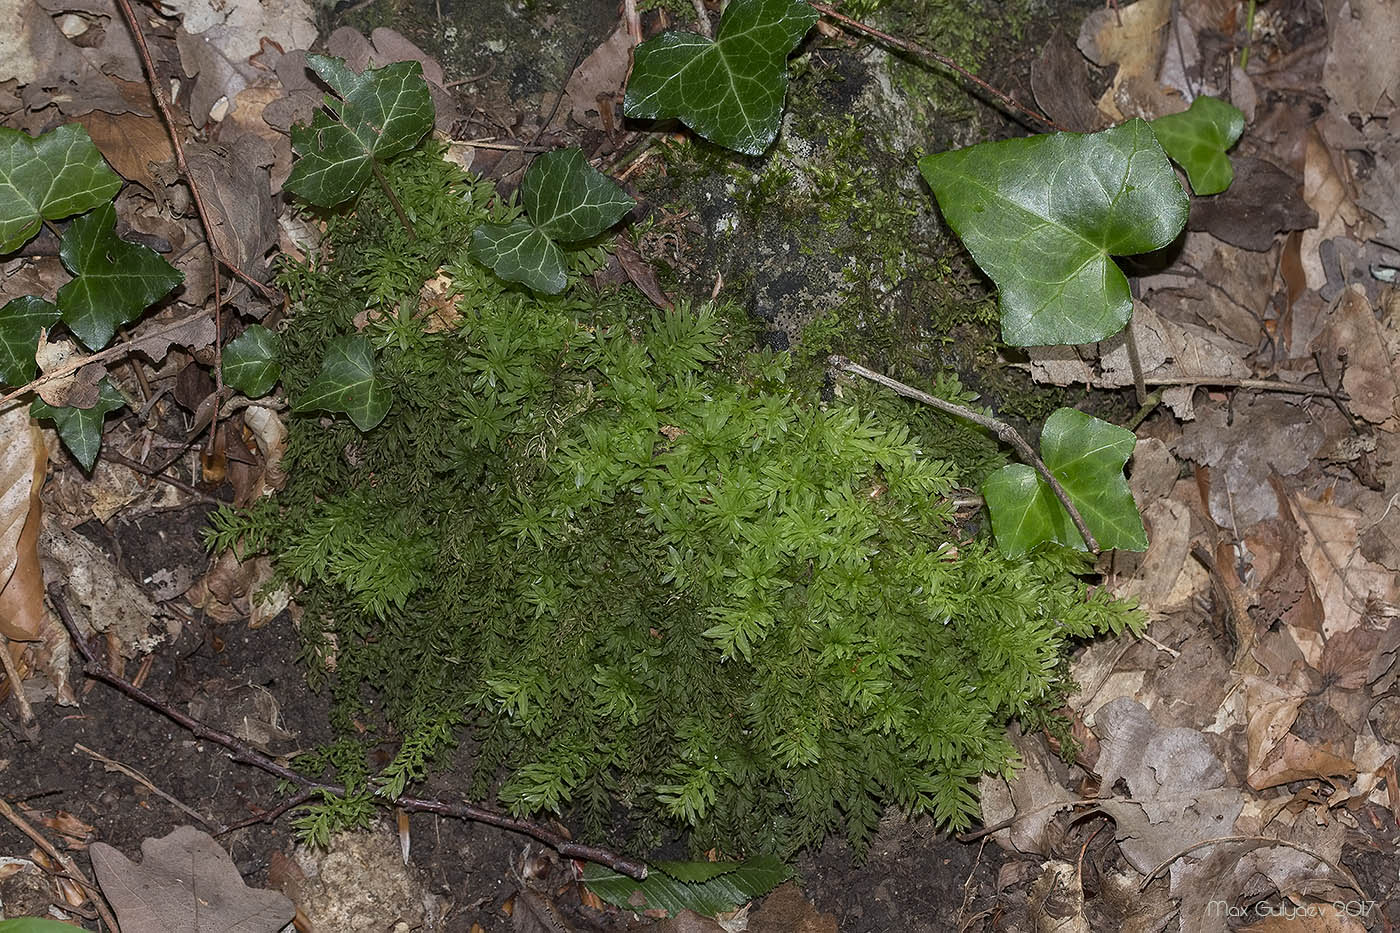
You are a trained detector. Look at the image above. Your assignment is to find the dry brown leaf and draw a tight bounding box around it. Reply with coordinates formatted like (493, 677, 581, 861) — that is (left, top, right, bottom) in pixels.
(1322, 0, 1400, 116)
(1090, 697, 1246, 875)
(1300, 125, 1365, 290)
(1076, 0, 1173, 121)
(79, 108, 178, 201)
(565, 20, 632, 131)
(1309, 285, 1400, 425)
(0, 406, 48, 643)
(91, 825, 294, 933)
(1288, 493, 1400, 641)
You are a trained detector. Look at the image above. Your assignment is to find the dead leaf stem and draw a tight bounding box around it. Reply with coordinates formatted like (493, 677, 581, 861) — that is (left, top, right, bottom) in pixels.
(47, 585, 650, 881)
(830, 355, 1101, 553)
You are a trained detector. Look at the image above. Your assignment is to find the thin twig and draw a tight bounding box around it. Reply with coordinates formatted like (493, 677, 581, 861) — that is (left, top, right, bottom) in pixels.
(115, 0, 231, 454)
(830, 355, 1101, 553)
(103, 450, 222, 504)
(445, 62, 496, 87)
(75, 743, 224, 833)
(0, 310, 216, 409)
(217, 789, 318, 837)
(47, 585, 649, 881)
(807, 2, 1064, 132)
(0, 796, 121, 932)
(453, 138, 552, 152)
(110, 0, 279, 303)
(623, 0, 642, 45)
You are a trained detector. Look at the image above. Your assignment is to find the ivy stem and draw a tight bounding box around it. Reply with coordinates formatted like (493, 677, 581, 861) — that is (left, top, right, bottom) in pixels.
(46, 584, 650, 881)
(830, 355, 1101, 554)
(807, 2, 1067, 133)
(371, 160, 417, 238)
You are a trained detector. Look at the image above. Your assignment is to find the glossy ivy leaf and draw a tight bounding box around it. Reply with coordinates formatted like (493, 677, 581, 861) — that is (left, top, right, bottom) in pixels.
(0, 295, 61, 386)
(981, 407, 1146, 557)
(919, 119, 1188, 347)
(283, 56, 434, 208)
(56, 201, 183, 350)
(623, 0, 818, 155)
(31, 377, 126, 471)
(525, 148, 635, 241)
(470, 221, 567, 294)
(470, 148, 633, 294)
(0, 123, 122, 254)
(222, 324, 280, 397)
(297, 334, 391, 431)
(1148, 95, 1245, 196)
(582, 855, 793, 917)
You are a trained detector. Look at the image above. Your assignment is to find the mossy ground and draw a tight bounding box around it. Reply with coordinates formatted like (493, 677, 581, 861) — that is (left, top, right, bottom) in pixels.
(250, 0, 1142, 886)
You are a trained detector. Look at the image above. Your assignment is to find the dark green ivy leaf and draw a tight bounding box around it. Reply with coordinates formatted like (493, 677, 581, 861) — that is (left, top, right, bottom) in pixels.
(470, 221, 567, 294)
(56, 201, 183, 350)
(222, 324, 280, 397)
(31, 377, 126, 471)
(919, 119, 1188, 347)
(1148, 95, 1245, 196)
(525, 148, 636, 241)
(0, 296, 61, 386)
(296, 334, 391, 431)
(0, 123, 123, 254)
(623, 0, 818, 155)
(469, 148, 633, 294)
(582, 855, 793, 917)
(284, 56, 435, 208)
(981, 407, 1146, 556)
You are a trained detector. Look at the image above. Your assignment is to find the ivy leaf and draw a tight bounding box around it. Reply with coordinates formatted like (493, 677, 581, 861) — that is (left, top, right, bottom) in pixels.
(525, 148, 636, 242)
(582, 855, 793, 917)
(222, 324, 280, 398)
(470, 148, 633, 294)
(283, 56, 435, 208)
(56, 201, 183, 350)
(1148, 95, 1245, 196)
(0, 123, 123, 254)
(296, 334, 391, 431)
(0, 296, 61, 386)
(623, 0, 818, 155)
(918, 119, 1188, 347)
(981, 407, 1146, 556)
(30, 377, 126, 471)
(470, 221, 567, 294)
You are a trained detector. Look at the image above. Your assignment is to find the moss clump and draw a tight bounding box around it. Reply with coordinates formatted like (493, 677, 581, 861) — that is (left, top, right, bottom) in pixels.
(214, 140, 1139, 857)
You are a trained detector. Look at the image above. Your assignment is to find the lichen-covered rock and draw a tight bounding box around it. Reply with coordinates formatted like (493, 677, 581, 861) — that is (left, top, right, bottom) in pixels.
(284, 828, 438, 933)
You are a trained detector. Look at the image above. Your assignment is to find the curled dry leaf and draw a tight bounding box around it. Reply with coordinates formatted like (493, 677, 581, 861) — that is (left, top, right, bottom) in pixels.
(0, 405, 48, 645)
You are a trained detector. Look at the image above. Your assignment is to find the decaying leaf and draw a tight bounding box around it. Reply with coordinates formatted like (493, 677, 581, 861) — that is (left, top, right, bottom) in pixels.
(0, 405, 48, 647)
(1308, 285, 1400, 425)
(90, 825, 294, 933)
(39, 522, 172, 655)
(1090, 697, 1245, 876)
